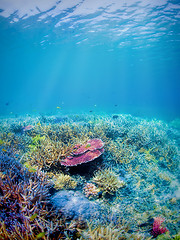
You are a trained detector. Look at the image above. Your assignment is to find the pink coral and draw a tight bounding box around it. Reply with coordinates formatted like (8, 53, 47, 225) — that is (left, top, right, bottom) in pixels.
(83, 183, 99, 198)
(61, 139, 104, 166)
(151, 217, 169, 238)
(61, 148, 104, 166)
(73, 139, 104, 155)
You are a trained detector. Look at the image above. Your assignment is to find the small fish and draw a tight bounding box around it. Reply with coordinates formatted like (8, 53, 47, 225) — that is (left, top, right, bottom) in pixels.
(114, 104, 118, 107)
(35, 232, 46, 239)
(5, 102, 9, 106)
(23, 125, 34, 131)
(2, 149, 7, 152)
(112, 115, 119, 119)
(89, 110, 93, 113)
(56, 106, 61, 109)
(85, 144, 91, 148)
(30, 213, 38, 221)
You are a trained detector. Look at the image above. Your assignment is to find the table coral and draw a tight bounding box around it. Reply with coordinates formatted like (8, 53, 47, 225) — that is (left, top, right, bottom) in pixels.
(61, 138, 104, 166)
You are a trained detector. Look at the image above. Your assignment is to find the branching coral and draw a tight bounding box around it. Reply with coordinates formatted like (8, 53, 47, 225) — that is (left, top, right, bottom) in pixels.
(0, 114, 179, 239)
(0, 152, 71, 240)
(106, 138, 138, 164)
(83, 183, 99, 198)
(92, 168, 125, 194)
(24, 134, 75, 169)
(151, 217, 169, 238)
(79, 221, 143, 240)
(51, 173, 77, 190)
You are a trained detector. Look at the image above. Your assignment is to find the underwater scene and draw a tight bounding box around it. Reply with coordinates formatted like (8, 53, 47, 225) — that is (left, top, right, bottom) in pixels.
(0, 0, 180, 239)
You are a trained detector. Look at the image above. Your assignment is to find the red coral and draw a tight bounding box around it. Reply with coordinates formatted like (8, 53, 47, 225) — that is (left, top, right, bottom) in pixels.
(151, 217, 169, 238)
(61, 139, 104, 166)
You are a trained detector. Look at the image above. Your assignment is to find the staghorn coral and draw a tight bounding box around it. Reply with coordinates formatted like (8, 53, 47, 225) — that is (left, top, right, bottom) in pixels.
(24, 134, 75, 169)
(92, 168, 125, 194)
(79, 220, 143, 240)
(0, 152, 72, 240)
(106, 138, 138, 164)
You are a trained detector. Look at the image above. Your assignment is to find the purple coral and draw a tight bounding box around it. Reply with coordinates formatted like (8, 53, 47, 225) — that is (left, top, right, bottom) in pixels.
(0, 151, 69, 239)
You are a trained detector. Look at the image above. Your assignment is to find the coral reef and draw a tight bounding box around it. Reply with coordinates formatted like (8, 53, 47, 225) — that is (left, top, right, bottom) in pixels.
(73, 139, 104, 155)
(0, 113, 179, 239)
(0, 152, 72, 239)
(61, 148, 104, 166)
(80, 220, 144, 240)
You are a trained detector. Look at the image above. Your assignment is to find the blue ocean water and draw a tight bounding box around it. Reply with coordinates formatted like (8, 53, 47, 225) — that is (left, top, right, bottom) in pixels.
(0, 0, 180, 120)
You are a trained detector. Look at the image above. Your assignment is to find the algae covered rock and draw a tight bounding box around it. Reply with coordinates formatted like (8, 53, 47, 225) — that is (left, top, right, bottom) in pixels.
(51, 190, 101, 220)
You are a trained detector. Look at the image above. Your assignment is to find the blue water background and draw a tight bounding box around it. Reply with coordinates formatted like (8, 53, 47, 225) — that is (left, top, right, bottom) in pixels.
(0, 0, 180, 120)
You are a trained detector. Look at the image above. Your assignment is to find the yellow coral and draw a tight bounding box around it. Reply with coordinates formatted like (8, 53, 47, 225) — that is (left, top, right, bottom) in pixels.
(52, 173, 77, 190)
(93, 168, 125, 194)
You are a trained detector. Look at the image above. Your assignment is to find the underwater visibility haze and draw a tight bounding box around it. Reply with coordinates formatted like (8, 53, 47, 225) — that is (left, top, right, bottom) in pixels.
(0, 0, 180, 118)
(0, 1, 180, 240)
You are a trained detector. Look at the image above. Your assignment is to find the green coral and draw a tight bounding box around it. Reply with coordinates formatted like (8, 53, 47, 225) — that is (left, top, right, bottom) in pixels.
(174, 234, 180, 240)
(28, 134, 46, 151)
(156, 233, 172, 240)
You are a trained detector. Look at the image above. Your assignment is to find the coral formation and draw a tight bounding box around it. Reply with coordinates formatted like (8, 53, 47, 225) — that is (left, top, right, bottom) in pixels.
(92, 168, 125, 194)
(151, 217, 169, 238)
(51, 173, 77, 190)
(80, 220, 144, 240)
(83, 182, 99, 198)
(73, 138, 104, 155)
(61, 138, 104, 166)
(61, 148, 104, 166)
(0, 152, 72, 239)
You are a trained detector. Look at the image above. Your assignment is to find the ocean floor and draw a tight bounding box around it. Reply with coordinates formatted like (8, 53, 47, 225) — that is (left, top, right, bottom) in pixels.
(0, 113, 180, 239)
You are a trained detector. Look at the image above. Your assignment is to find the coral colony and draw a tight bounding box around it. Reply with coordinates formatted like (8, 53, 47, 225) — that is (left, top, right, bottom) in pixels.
(61, 138, 104, 166)
(0, 114, 180, 239)
(151, 217, 169, 238)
